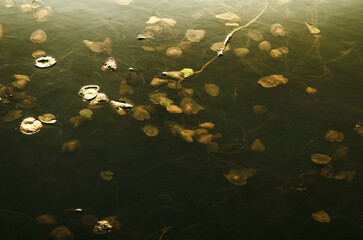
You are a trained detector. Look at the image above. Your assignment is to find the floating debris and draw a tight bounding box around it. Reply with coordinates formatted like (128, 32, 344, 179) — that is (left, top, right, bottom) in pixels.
(101, 57, 117, 71)
(271, 23, 286, 37)
(78, 85, 100, 101)
(312, 210, 330, 223)
(259, 41, 271, 52)
(20, 117, 42, 135)
(49, 226, 73, 240)
(325, 130, 344, 142)
(224, 168, 256, 186)
(35, 56, 56, 68)
(185, 29, 205, 42)
(62, 140, 81, 154)
(100, 170, 114, 181)
(38, 113, 56, 124)
(258, 75, 288, 88)
(30, 29, 47, 43)
(143, 125, 159, 137)
(311, 153, 331, 164)
(93, 220, 112, 234)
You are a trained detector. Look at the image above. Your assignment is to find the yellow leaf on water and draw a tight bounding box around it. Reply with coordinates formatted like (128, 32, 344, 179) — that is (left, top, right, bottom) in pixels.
(312, 210, 330, 223)
(100, 171, 114, 181)
(305, 22, 320, 34)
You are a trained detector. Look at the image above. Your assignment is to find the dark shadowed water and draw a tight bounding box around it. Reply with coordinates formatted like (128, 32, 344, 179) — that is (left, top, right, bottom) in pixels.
(0, 0, 362, 239)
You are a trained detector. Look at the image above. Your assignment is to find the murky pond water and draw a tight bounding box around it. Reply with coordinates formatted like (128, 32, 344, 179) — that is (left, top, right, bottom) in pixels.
(0, 0, 362, 239)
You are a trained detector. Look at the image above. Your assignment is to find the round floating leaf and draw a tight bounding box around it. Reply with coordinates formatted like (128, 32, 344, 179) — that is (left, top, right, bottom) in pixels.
(166, 47, 183, 58)
(1, 110, 22, 122)
(119, 81, 134, 95)
(20, 4, 32, 13)
(204, 83, 219, 97)
(271, 23, 286, 37)
(211, 42, 230, 53)
(312, 210, 330, 223)
(36, 214, 56, 225)
(306, 87, 317, 94)
(167, 80, 183, 90)
(143, 125, 159, 137)
(133, 108, 150, 121)
(198, 134, 213, 144)
(166, 104, 183, 114)
(79, 109, 93, 120)
(49, 226, 73, 240)
(38, 113, 56, 124)
(259, 41, 271, 52)
(248, 29, 263, 41)
(20, 117, 42, 135)
(149, 92, 166, 104)
(224, 168, 256, 186)
(325, 130, 344, 142)
(270, 49, 283, 58)
(330, 145, 349, 161)
(159, 97, 174, 107)
(317, 164, 334, 179)
(150, 77, 168, 87)
(185, 29, 205, 43)
(180, 68, 194, 78)
(69, 116, 86, 128)
(160, 18, 176, 27)
(180, 97, 203, 115)
(199, 122, 215, 129)
(311, 153, 331, 164)
(5, 0, 17, 8)
(146, 16, 160, 24)
(34, 6, 51, 22)
(100, 171, 114, 181)
(178, 41, 193, 50)
(253, 105, 267, 114)
(215, 12, 240, 22)
(114, 0, 132, 5)
(233, 48, 249, 57)
(18, 96, 38, 108)
(305, 22, 320, 34)
(30, 29, 47, 43)
(354, 122, 363, 136)
(258, 75, 288, 88)
(251, 139, 265, 152)
(62, 140, 81, 154)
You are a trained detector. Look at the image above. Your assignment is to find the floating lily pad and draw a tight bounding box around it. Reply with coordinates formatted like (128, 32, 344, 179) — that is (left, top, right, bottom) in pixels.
(159, 97, 174, 107)
(305, 22, 320, 34)
(79, 109, 93, 120)
(204, 83, 219, 96)
(146, 16, 160, 24)
(31, 0, 42, 9)
(270, 49, 283, 58)
(180, 68, 194, 78)
(311, 153, 331, 164)
(20, 4, 32, 13)
(126, 69, 143, 87)
(145, 25, 163, 35)
(133, 107, 150, 121)
(160, 18, 176, 27)
(178, 41, 193, 50)
(259, 41, 271, 52)
(354, 122, 363, 136)
(199, 122, 214, 129)
(36, 214, 56, 225)
(251, 139, 265, 152)
(248, 29, 263, 41)
(224, 168, 256, 186)
(143, 125, 159, 137)
(119, 81, 134, 95)
(325, 130, 344, 142)
(211, 42, 230, 53)
(78, 85, 100, 101)
(93, 220, 112, 235)
(167, 80, 183, 90)
(110, 100, 133, 115)
(5, 0, 17, 8)
(162, 71, 184, 81)
(166, 104, 182, 114)
(198, 134, 213, 144)
(271, 23, 286, 37)
(18, 96, 38, 108)
(258, 75, 288, 88)
(180, 97, 203, 115)
(35, 56, 56, 68)
(30, 29, 47, 43)
(34, 6, 51, 22)
(166, 47, 183, 58)
(234, 48, 249, 57)
(1, 110, 22, 122)
(20, 117, 42, 135)
(149, 92, 166, 104)
(12, 75, 30, 89)
(32, 50, 46, 58)
(312, 210, 330, 223)
(101, 57, 117, 71)
(253, 105, 267, 114)
(69, 116, 86, 128)
(49, 226, 73, 240)
(114, 0, 132, 5)
(306, 87, 317, 94)
(38, 113, 56, 124)
(330, 145, 349, 161)
(62, 140, 81, 154)
(185, 29, 205, 43)
(89, 93, 109, 106)
(100, 170, 114, 181)
(317, 164, 334, 179)
(215, 12, 240, 22)
(150, 77, 168, 87)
